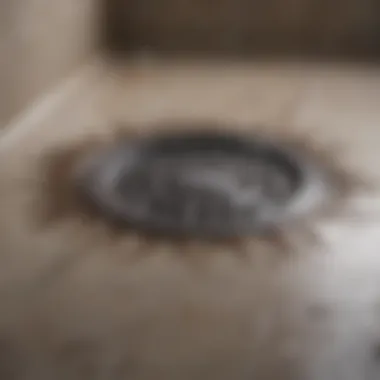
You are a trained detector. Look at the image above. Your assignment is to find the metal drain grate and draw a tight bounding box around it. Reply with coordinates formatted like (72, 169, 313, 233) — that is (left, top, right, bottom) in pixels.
(75, 131, 327, 238)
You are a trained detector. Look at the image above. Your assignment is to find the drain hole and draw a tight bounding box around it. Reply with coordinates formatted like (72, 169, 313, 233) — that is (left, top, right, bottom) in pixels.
(76, 131, 322, 238)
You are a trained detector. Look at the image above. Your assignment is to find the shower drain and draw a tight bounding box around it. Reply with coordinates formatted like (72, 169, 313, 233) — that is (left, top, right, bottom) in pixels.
(75, 131, 328, 237)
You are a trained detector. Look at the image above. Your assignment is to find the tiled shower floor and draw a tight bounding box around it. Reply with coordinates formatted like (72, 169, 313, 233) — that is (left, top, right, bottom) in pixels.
(0, 58, 380, 379)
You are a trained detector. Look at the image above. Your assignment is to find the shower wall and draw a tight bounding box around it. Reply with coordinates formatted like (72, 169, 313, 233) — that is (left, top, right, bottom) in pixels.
(104, 0, 380, 58)
(0, 0, 99, 127)
(1, 0, 380, 126)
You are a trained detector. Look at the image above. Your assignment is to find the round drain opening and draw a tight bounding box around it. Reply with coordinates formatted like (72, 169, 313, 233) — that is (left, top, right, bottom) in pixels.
(76, 132, 325, 237)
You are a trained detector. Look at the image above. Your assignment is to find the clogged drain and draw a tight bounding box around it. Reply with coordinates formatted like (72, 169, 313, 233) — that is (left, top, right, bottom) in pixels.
(75, 132, 324, 238)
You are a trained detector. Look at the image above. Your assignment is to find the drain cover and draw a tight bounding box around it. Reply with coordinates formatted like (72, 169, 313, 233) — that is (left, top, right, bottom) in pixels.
(76, 132, 324, 237)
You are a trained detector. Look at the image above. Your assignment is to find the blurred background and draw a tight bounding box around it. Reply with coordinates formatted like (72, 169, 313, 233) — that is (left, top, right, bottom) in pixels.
(102, 0, 380, 59)
(1, 0, 380, 127)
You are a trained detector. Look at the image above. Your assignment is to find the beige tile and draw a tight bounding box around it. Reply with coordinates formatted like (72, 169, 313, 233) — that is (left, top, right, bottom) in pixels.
(0, 60, 380, 379)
